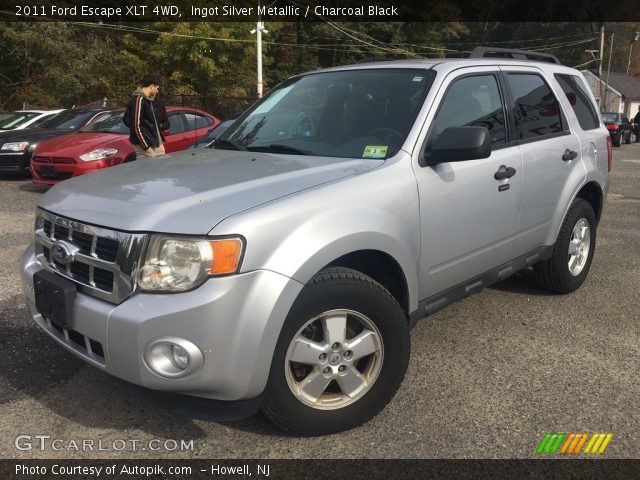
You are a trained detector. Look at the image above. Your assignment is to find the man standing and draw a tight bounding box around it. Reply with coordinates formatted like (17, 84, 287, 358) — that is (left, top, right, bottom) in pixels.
(634, 105, 640, 143)
(124, 74, 165, 158)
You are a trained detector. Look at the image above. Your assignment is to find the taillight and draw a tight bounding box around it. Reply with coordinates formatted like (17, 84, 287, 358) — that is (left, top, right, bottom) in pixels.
(606, 123, 619, 132)
(606, 136, 612, 172)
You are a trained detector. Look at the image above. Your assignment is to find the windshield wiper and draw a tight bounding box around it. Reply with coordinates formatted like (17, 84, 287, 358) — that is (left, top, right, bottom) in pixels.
(246, 144, 311, 155)
(211, 138, 246, 151)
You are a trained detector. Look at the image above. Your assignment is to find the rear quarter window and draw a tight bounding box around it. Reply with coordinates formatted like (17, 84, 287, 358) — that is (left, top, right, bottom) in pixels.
(554, 74, 600, 131)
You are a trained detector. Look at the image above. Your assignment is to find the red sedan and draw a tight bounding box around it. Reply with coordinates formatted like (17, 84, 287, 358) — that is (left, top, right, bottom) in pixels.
(31, 107, 220, 185)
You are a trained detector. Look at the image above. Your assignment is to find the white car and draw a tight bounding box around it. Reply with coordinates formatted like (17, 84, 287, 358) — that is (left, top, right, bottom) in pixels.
(0, 109, 64, 131)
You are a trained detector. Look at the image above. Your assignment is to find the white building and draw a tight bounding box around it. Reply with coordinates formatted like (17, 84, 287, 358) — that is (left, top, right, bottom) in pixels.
(581, 70, 640, 117)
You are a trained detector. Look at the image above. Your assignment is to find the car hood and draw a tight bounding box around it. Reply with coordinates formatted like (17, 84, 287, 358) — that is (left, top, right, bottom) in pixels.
(39, 149, 384, 234)
(0, 128, 75, 147)
(35, 131, 129, 157)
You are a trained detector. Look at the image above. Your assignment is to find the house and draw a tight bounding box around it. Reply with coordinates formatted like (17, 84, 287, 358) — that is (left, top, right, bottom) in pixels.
(581, 70, 640, 117)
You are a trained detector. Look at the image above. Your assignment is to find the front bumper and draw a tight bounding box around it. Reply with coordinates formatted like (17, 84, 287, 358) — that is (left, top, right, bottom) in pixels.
(0, 150, 31, 173)
(30, 157, 120, 185)
(22, 244, 304, 401)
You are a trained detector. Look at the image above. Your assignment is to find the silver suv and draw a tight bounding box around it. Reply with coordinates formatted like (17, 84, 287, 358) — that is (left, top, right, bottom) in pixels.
(21, 48, 610, 435)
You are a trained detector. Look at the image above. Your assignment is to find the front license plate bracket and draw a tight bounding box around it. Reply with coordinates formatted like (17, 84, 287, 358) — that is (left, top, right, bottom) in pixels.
(34, 270, 76, 329)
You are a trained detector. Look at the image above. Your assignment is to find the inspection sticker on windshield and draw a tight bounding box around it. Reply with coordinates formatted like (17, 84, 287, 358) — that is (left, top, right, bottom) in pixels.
(363, 145, 388, 158)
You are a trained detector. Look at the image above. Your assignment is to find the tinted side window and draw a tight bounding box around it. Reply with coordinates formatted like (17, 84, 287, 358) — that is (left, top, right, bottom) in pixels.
(430, 74, 506, 146)
(27, 116, 51, 129)
(184, 113, 212, 130)
(506, 73, 564, 140)
(554, 73, 599, 131)
(168, 113, 186, 134)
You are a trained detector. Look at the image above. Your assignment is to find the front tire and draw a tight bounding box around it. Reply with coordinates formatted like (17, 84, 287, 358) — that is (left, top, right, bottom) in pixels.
(534, 199, 597, 293)
(261, 268, 410, 435)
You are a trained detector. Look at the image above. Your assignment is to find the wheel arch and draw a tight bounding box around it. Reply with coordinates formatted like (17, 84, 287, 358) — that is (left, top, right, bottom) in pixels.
(575, 181, 604, 224)
(546, 178, 605, 247)
(324, 250, 411, 318)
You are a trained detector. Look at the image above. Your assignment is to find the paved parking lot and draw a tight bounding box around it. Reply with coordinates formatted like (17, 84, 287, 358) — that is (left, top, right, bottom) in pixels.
(0, 146, 638, 459)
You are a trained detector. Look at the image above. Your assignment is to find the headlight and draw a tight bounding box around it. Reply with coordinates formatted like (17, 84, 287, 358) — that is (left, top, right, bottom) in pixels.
(79, 148, 118, 161)
(2, 142, 29, 152)
(137, 235, 244, 292)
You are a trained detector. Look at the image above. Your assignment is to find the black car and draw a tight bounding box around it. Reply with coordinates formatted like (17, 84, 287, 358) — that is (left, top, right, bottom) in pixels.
(602, 112, 632, 147)
(0, 108, 109, 175)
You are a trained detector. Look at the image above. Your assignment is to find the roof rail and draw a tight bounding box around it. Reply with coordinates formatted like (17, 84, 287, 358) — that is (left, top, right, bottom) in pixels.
(469, 46, 561, 65)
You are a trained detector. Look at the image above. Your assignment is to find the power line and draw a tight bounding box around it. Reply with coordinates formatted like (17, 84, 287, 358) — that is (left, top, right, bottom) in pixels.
(528, 37, 598, 52)
(445, 31, 599, 46)
(573, 59, 596, 69)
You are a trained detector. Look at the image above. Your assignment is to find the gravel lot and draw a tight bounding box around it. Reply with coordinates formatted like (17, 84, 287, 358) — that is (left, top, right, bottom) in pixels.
(1, 146, 638, 460)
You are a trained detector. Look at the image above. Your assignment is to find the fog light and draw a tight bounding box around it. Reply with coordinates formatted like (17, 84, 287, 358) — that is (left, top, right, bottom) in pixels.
(172, 345, 189, 369)
(143, 337, 204, 378)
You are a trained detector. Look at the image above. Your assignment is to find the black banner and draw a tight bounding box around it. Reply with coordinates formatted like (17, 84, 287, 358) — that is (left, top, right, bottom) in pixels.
(3, 459, 640, 480)
(0, 0, 637, 22)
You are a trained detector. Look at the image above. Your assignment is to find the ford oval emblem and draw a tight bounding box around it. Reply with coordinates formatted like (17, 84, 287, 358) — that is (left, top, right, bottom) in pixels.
(51, 241, 73, 265)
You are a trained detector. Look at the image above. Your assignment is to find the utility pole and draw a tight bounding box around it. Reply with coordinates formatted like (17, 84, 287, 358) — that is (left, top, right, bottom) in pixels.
(599, 25, 605, 110)
(250, 2, 268, 99)
(627, 32, 640, 75)
(599, 26, 605, 78)
(603, 33, 614, 111)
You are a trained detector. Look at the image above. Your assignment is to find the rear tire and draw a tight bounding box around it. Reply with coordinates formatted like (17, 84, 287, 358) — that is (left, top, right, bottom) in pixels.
(534, 199, 596, 293)
(261, 268, 410, 435)
(613, 134, 621, 147)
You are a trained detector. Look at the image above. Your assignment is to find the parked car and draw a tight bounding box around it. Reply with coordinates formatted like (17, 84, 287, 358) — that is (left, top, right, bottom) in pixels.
(30, 107, 220, 185)
(188, 118, 236, 148)
(601, 112, 632, 146)
(21, 48, 610, 435)
(0, 108, 109, 175)
(0, 109, 64, 131)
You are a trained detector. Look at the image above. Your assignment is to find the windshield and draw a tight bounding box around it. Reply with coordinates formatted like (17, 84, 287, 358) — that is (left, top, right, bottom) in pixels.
(38, 110, 101, 131)
(218, 69, 434, 158)
(601, 113, 620, 122)
(81, 111, 128, 134)
(0, 112, 39, 129)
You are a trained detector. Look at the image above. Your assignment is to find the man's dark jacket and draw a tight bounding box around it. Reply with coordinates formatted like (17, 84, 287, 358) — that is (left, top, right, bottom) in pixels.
(124, 89, 162, 150)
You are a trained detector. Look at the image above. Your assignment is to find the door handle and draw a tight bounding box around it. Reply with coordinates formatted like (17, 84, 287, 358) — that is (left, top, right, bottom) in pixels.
(494, 165, 516, 180)
(562, 149, 578, 161)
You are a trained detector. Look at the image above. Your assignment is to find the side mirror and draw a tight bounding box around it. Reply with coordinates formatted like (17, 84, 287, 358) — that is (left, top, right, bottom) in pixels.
(161, 129, 170, 137)
(424, 126, 492, 165)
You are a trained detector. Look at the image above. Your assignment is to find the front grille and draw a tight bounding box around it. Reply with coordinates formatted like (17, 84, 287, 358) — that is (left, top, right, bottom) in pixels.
(35, 210, 146, 304)
(32, 156, 75, 164)
(54, 223, 69, 240)
(44, 219, 117, 293)
(70, 262, 90, 283)
(94, 269, 114, 292)
(96, 237, 119, 262)
(72, 230, 93, 255)
(47, 319, 105, 364)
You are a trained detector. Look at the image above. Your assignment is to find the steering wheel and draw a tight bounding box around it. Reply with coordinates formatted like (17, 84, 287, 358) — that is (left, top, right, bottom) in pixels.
(289, 112, 316, 138)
